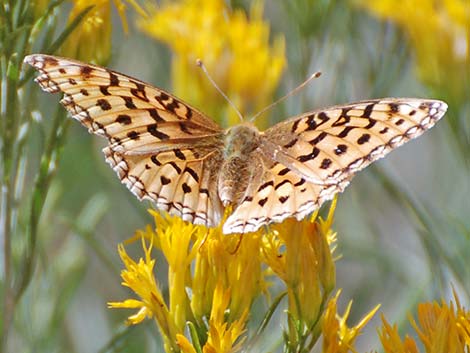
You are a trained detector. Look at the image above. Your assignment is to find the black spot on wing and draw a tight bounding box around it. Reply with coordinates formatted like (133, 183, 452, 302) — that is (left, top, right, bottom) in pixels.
(258, 181, 274, 191)
(127, 131, 139, 140)
(182, 183, 191, 193)
(279, 195, 289, 203)
(305, 115, 317, 131)
(148, 109, 165, 122)
(159, 92, 169, 100)
(131, 82, 149, 102)
(334, 144, 347, 155)
(258, 197, 268, 207)
(379, 127, 389, 134)
(160, 175, 171, 185)
(297, 147, 320, 162)
(317, 112, 330, 127)
(174, 149, 186, 160)
(362, 103, 375, 118)
(332, 115, 350, 127)
(109, 72, 119, 86)
(320, 158, 332, 169)
(389, 103, 399, 113)
(338, 126, 355, 138)
(283, 138, 298, 149)
(291, 119, 301, 133)
(97, 98, 111, 111)
(169, 161, 181, 174)
(184, 167, 199, 182)
(275, 179, 290, 190)
(151, 155, 161, 166)
(278, 167, 290, 176)
(357, 133, 371, 145)
(364, 118, 377, 129)
(395, 118, 405, 126)
(309, 131, 327, 145)
(80, 66, 93, 77)
(123, 96, 137, 109)
(179, 122, 192, 134)
(100, 86, 110, 95)
(147, 124, 169, 140)
(164, 100, 179, 115)
(116, 114, 132, 125)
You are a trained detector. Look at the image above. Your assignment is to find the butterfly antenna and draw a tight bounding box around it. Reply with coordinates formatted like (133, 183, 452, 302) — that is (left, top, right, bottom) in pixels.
(249, 71, 322, 123)
(196, 59, 244, 123)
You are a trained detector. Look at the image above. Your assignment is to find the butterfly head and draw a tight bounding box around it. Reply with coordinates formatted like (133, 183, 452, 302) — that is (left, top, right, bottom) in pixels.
(224, 122, 260, 158)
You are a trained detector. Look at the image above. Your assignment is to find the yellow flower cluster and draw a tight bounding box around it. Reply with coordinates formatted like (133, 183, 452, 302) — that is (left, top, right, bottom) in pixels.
(262, 202, 337, 347)
(109, 201, 343, 352)
(355, 0, 469, 97)
(322, 291, 380, 353)
(138, 0, 285, 127)
(379, 290, 470, 353)
(61, 0, 145, 63)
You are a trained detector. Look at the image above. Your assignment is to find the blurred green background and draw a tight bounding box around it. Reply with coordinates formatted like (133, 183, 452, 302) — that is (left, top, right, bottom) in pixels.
(1, 0, 469, 352)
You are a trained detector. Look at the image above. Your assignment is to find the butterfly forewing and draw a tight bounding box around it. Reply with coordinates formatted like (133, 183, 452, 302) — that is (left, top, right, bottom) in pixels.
(264, 99, 446, 184)
(25, 54, 225, 227)
(25, 54, 447, 234)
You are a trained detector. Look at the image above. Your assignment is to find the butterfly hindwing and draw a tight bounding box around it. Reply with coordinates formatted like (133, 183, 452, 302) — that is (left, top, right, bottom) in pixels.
(104, 145, 224, 226)
(223, 150, 350, 233)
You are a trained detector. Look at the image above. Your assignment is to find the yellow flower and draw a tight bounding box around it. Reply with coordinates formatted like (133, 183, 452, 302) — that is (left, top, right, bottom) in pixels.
(138, 0, 285, 127)
(193, 225, 265, 320)
(108, 236, 180, 352)
(355, 0, 469, 98)
(176, 334, 198, 353)
(61, 0, 145, 63)
(378, 317, 419, 353)
(322, 291, 380, 353)
(258, 200, 338, 350)
(111, 210, 264, 352)
(175, 283, 248, 353)
(263, 199, 337, 327)
(379, 290, 470, 353)
(203, 283, 249, 353)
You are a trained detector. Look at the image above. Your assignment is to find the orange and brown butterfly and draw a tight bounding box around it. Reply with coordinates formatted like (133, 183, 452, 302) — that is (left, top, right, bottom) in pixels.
(24, 54, 447, 234)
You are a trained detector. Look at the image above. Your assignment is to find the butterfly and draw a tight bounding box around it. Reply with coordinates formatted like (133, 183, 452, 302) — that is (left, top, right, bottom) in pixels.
(24, 54, 447, 234)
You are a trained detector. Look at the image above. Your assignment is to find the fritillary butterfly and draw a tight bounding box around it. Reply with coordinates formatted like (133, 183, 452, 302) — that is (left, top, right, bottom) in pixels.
(24, 54, 447, 233)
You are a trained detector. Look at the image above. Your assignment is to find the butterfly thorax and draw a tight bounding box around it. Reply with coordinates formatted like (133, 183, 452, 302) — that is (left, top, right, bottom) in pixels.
(223, 123, 260, 157)
(218, 123, 261, 206)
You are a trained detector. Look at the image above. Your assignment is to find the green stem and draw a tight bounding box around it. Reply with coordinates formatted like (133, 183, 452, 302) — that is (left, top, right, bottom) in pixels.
(14, 108, 69, 304)
(0, 56, 20, 353)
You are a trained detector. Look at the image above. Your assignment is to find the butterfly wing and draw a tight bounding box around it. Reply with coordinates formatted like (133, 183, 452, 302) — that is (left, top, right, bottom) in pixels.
(223, 98, 447, 233)
(25, 54, 225, 226)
